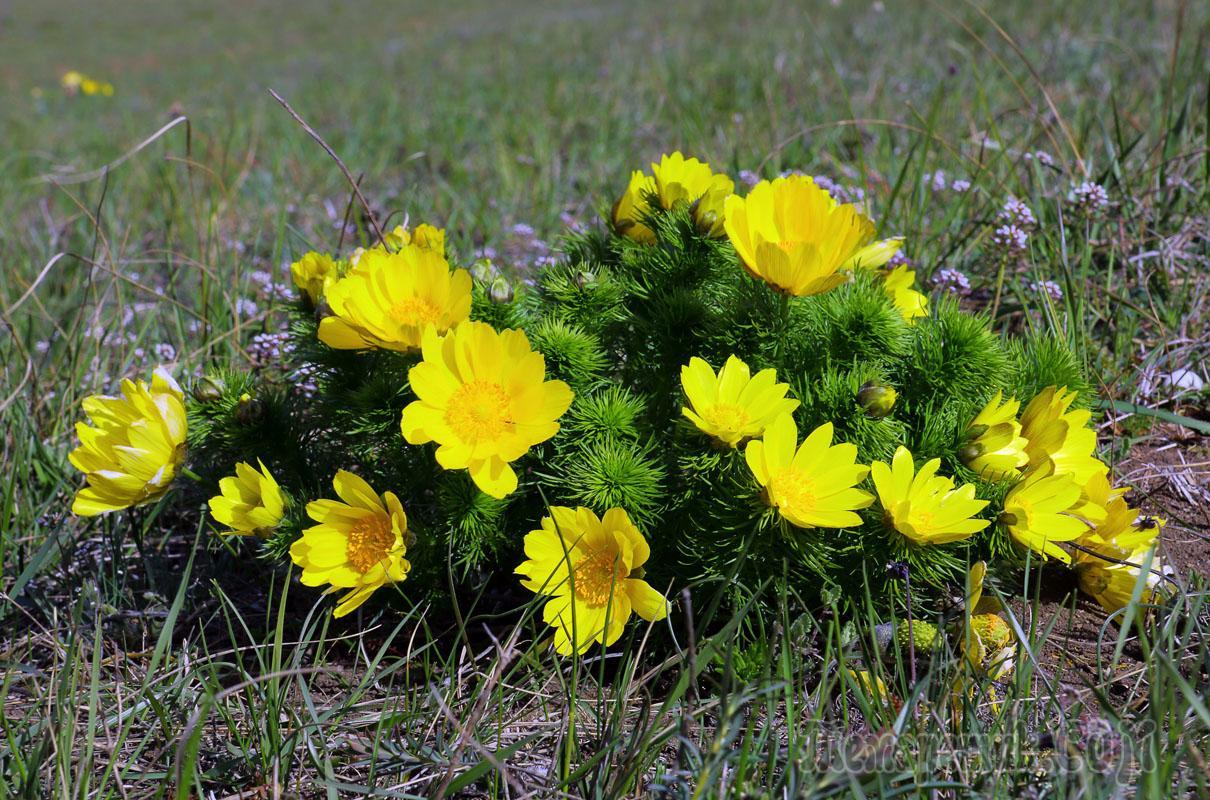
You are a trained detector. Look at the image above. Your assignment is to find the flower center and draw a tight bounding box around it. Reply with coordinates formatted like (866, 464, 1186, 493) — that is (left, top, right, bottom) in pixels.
(346, 514, 395, 573)
(769, 470, 816, 514)
(571, 547, 628, 606)
(390, 296, 442, 329)
(444, 380, 513, 443)
(701, 403, 751, 437)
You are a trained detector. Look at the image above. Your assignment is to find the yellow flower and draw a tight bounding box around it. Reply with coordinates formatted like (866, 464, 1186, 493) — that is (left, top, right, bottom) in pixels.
(871, 446, 989, 545)
(680, 355, 799, 447)
(208, 459, 285, 536)
(382, 222, 445, 254)
(319, 246, 472, 353)
(612, 153, 733, 241)
(882, 264, 928, 322)
(745, 413, 874, 529)
(70, 368, 188, 516)
(1019, 386, 1107, 486)
(1074, 545, 1167, 614)
(516, 506, 668, 655)
(612, 170, 658, 244)
(1071, 481, 1167, 613)
(401, 321, 574, 498)
(61, 70, 84, 90)
(724, 175, 902, 296)
(1001, 464, 1089, 562)
(290, 251, 338, 305)
(289, 470, 410, 618)
(961, 391, 1030, 481)
(650, 152, 734, 237)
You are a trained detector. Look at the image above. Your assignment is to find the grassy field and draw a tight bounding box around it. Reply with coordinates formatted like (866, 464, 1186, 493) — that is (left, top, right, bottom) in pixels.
(2, 0, 1209, 797)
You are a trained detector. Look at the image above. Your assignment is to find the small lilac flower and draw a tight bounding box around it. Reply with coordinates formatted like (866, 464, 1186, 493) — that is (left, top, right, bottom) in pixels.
(739, 169, 760, 188)
(932, 267, 971, 296)
(234, 298, 260, 319)
(951, 178, 972, 193)
(1024, 151, 1056, 168)
(1067, 181, 1109, 215)
(153, 343, 177, 362)
(998, 197, 1037, 231)
(248, 331, 293, 367)
(992, 224, 1029, 258)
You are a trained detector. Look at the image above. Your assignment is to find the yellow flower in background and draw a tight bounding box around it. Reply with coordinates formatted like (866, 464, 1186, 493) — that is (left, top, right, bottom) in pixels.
(680, 355, 799, 447)
(1071, 480, 1168, 613)
(883, 264, 929, 322)
(61, 71, 114, 97)
(745, 414, 874, 529)
(70, 368, 188, 516)
(1074, 543, 1167, 614)
(871, 446, 989, 545)
(650, 152, 735, 237)
(61, 71, 84, 90)
(1000, 464, 1089, 562)
(960, 562, 1015, 679)
(319, 246, 472, 353)
(290, 251, 338, 305)
(382, 222, 445, 254)
(612, 170, 658, 244)
(724, 175, 901, 297)
(1019, 386, 1107, 486)
(401, 321, 574, 498)
(516, 506, 668, 656)
(208, 459, 285, 536)
(289, 470, 410, 618)
(961, 391, 1030, 481)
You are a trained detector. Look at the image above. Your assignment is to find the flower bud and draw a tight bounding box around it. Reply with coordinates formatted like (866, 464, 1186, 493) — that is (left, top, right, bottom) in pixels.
(489, 277, 514, 304)
(234, 392, 264, 426)
(857, 381, 897, 418)
(958, 443, 984, 466)
(314, 298, 334, 322)
(895, 620, 940, 654)
(470, 258, 494, 283)
(191, 375, 225, 403)
(573, 270, 596, 290)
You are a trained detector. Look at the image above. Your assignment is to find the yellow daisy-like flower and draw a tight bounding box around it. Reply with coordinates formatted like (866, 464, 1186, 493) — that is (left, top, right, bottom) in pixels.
(882, 264, 929, 322)
(650, 152, 735, 237)
(516, 506, 668, 656)
(208, 459, 285, 536)
(1071, 480, 1167, 613)
(70, 367, 187, 516)
(871, 446, 989, 545)
(680, 355, 799, 447)
(61, 70, 85, 90)
(612, 170, 658, 244)
(319, 246, 472, 353)
(1019, 386, 1107, 486)
(612, 153, 733, 240)
(401, 321, 574, 498)
(961, 391, 1030, 481)
(1074, 544, 1167, 614)
(290, 251, 338, 305)
(745, 413, 874, 529)
(382, 222, 445, 254)
(723, 175, 902, 297)
(1000, 464, 1089, 562)
(289, 470, 410, 618)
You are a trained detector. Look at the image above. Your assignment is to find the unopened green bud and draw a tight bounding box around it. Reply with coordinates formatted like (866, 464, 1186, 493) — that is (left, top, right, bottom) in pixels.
(191, 375, 225, 403)
(470, 258, 494, 283)
(489, 277, 514, 304)
(857, 381, 897, 418)
(958, 443, 984, 465)
(574, 270, 595, 290)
